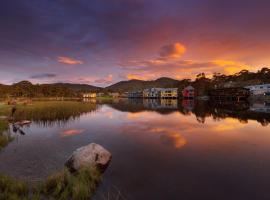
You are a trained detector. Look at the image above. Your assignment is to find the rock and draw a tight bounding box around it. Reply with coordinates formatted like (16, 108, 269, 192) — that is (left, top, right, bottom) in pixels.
(65, 143, 112, 172)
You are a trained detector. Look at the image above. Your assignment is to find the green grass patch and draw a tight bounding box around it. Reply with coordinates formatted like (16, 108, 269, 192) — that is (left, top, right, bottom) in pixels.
(43, 167, 101, 200)
(0, 167, 101, 200)
(0, 173, 29, 200)
(0, 120, 13, 150)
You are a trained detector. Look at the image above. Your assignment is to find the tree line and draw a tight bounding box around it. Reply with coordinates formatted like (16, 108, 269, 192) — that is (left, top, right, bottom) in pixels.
(0, 81, 77, 98)
(0, 67, 270, 98)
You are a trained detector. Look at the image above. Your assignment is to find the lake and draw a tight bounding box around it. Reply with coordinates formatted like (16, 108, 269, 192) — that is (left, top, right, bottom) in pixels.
(1, 99, 270, 200)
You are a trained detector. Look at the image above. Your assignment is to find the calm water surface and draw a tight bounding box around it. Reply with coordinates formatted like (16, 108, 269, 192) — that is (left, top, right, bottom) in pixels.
(1, 99, 270, 200)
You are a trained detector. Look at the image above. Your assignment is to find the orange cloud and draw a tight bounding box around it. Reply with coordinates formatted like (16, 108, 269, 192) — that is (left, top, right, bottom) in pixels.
(126, 73, 155, 80)
(58, 56, 83, 65)
(119, 42, 262, 81)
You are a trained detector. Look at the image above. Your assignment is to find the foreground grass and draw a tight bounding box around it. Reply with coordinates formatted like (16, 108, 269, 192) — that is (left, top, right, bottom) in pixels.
(0, 167, 101, 200)
(0, 173, 29, 200)
(43, 167, 101, 200)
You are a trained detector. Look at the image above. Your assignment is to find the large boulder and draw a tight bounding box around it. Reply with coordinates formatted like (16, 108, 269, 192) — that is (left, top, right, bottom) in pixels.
(65, 143, 112, 172)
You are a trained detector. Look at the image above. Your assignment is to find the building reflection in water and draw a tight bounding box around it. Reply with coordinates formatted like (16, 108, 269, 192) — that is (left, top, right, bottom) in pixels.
(249, 102, 270, 113)
(143, 99, 178, 109)
(181, 99, 195, 112)
(82, 98, 97, 103)
(108, 98, 270, 126)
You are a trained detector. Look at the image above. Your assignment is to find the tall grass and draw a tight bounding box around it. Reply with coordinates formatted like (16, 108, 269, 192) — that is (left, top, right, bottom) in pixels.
(0, 101, 97, 126)
(0, 167, 102, 200)
(0, 173, 29, 200)
(43, 167, 101, 200)
(12, 101, 98, 122)
(0, 120, 13, 150)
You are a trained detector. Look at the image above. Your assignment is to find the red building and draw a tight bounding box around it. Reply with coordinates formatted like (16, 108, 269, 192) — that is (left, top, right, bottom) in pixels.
(182, 86, 195, 99)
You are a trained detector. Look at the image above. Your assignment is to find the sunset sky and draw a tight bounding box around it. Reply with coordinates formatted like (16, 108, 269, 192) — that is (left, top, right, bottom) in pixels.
(1, 0, 270, 86)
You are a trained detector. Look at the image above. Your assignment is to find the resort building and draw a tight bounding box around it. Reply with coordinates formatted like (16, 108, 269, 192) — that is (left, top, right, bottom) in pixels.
(160, 88, 178, 99)
(82, 92, 97, 98)
(143, 88, 178, 99)
(182, 86, 195, 99)
(143, 88, 163, 98)
(245, 84, 270, 96)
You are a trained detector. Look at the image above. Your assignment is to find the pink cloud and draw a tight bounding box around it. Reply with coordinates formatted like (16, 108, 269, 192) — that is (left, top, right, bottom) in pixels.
(94, 74, 113, 84)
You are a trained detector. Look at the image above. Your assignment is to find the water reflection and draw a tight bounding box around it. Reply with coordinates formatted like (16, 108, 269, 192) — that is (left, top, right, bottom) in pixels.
(108, 99, 270, 126)
(249, 102, 270, 113)
(1, 100, 270, 200)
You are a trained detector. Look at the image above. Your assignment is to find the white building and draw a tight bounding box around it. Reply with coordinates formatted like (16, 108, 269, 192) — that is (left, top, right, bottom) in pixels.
(160, 88, 178, 98)
(143, 88, 178, 98)
(143, 88, 163, 98)
(245, 84, 270, 95)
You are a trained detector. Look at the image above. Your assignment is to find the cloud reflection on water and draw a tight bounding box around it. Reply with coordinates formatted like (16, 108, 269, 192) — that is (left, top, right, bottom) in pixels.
(60, 129, 85, 137)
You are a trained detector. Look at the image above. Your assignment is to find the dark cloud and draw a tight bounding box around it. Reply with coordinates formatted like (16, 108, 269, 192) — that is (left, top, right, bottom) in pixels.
(159, 43, 186, 59)
(30, 73, 57, 79)
(1, 0, 270, 85)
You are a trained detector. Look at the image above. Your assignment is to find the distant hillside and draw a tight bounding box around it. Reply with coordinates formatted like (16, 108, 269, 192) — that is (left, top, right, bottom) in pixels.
(52, 83, 102, 92)
(105, 77, 181, 92)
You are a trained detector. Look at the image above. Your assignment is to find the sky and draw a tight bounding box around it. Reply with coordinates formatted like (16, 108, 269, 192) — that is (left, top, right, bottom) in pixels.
(1, 0, 270, 86)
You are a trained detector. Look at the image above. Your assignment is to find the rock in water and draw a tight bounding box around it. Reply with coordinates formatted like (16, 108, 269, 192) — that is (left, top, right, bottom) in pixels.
(65, 143, 112, 172)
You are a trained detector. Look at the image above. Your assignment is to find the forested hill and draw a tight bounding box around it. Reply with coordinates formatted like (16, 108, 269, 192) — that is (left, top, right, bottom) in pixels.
(104, 77, 180, 92)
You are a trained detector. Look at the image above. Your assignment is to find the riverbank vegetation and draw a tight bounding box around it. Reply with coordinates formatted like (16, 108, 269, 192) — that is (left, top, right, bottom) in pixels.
(0, 120, 12, 150)
(0, 167, 101, 200)
(0, 101, 97, 123)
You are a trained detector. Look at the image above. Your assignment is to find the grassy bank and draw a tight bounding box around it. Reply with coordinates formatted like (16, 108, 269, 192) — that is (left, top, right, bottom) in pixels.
(0, 118, 12, 150)
(0, 101, 97, 122)
(0, 167, 101, 200)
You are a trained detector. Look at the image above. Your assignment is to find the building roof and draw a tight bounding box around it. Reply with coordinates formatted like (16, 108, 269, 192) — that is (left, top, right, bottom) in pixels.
(183, 86, 194, 90)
